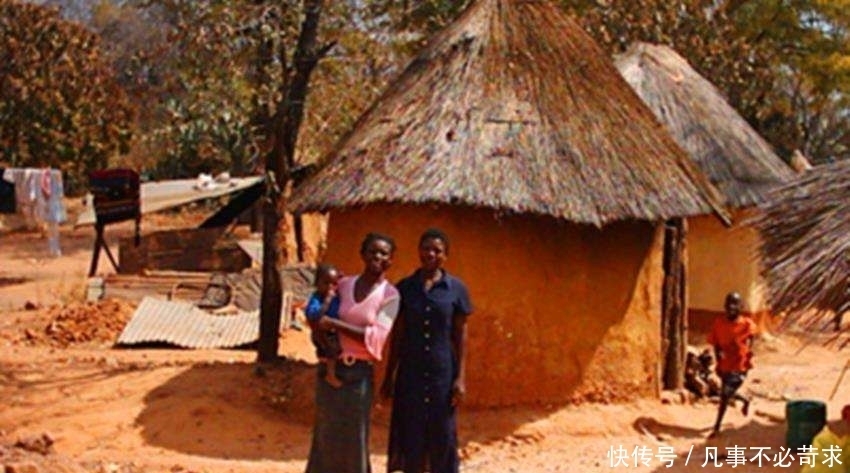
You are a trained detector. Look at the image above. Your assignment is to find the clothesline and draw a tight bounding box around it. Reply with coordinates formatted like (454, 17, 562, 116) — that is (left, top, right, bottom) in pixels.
(1, 167, 67, 256)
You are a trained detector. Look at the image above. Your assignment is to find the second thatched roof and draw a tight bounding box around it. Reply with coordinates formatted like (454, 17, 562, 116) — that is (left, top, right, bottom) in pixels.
(751, 160, 850, 329)
(615, 43, 794, 209)
(291, 0, 729, 227)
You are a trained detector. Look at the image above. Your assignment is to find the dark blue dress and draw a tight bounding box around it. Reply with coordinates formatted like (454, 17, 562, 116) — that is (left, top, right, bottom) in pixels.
(388, 270, 472, 473)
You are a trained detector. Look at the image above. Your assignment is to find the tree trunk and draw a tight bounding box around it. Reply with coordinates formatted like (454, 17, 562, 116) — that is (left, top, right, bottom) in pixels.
(294, 214, 306, 262)
(257, 0, 330, 363)
(661, 218, 688, 390)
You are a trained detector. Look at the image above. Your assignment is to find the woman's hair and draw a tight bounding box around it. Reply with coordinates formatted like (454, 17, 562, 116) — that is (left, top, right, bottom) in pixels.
(314, 263, 337, 285)
(419, 227, 450, 255)
(360, 232, 396, 254)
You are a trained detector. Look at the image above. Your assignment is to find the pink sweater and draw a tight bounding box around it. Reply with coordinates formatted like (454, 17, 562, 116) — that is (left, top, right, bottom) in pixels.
(336, 275, 400, 362)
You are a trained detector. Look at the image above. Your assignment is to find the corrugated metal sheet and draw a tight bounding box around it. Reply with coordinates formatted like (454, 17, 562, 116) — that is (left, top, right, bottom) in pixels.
(233, 242, 316, 304)
(227, 270, 262, 312)
(117, 296, 260, 349)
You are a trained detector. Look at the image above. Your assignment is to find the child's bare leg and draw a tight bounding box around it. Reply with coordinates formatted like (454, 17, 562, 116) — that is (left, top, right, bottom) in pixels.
(324, 358, 343, 388)
(733, 392, 750, 415)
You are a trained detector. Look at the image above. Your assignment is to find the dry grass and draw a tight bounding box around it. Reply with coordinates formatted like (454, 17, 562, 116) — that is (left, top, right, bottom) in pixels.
(290, 0, 729, 227)
(750, 160, 850, 332)
(615, 42, 795, 209)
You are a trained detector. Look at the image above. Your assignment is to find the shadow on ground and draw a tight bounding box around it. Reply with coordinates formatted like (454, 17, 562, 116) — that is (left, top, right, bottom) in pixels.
(637, 414, 792, 472)
(135, 358, 560, 462)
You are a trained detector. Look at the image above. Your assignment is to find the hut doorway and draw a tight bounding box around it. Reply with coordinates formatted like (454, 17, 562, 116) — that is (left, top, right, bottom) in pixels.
(661, 218, 687, 390)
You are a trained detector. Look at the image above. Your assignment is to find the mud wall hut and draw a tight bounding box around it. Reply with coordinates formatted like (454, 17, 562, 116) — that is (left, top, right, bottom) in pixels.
(615, 43, 795, 336)
(292, 0, 727, 406)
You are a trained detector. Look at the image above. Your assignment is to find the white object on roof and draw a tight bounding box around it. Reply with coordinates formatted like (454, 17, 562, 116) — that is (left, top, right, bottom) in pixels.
(75, 175, 263, 227)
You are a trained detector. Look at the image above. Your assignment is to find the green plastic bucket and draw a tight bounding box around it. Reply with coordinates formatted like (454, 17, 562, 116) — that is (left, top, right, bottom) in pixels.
(786, 400, 827, 451)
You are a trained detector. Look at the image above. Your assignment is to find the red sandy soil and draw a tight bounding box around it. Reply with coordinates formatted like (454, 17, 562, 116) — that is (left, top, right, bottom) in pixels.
(1, 204, 849, 472)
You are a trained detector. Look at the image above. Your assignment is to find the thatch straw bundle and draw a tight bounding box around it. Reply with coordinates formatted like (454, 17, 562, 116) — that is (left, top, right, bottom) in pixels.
(752, 160, 850, 333)
(291, 0, 729, 227)
(615, 43, 794, 209)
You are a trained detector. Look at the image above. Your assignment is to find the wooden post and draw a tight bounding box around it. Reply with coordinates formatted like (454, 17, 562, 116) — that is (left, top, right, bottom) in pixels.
(679, 218, 689, 381)
(88, 224, 103, 277)
(88, 223, 120, 277)
(661, 218, 687, 390)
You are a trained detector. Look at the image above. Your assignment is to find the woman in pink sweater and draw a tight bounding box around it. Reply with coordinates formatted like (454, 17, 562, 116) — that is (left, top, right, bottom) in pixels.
(305, 232, 401, 473)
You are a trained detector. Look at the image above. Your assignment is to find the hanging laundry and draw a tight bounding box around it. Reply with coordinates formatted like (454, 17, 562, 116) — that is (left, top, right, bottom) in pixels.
(1, 167, 67, 255)
(46, 170, 67, 224)
(35, 168, 66, 224)
(3, 168, 37, 228)
(22, 168, 40, 229)
(0, 168, 15, 214)
(38, 169, 66, 256)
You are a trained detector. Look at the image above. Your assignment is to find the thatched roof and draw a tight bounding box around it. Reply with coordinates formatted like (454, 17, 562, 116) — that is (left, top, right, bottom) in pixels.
(615, 43, 795, 209)
(291, 0, 729, 227)
(751, 160, 850, 329)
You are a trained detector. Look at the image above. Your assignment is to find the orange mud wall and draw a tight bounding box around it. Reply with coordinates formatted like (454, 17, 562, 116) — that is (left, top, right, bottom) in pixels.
(687, 209, 777, 341)
(321, 204, 664, 407)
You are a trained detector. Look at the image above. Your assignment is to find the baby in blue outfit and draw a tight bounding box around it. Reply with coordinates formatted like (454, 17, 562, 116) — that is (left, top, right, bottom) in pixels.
(305, 264, 342, 387)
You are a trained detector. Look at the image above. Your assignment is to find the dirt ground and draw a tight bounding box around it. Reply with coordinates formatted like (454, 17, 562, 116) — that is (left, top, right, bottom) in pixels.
(1, 206, 849, 473)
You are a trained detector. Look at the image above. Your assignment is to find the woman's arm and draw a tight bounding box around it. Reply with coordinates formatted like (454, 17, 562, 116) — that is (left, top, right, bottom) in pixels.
(451, 282, 473, 406)
(451, 315, 469, 406)
(380, 312, 404, 400)
(319, 316, 366, 341)
(318, 297, 401, 348)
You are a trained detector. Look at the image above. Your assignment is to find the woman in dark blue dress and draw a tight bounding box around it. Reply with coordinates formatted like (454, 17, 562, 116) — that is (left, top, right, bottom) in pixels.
(382, 228, 473, 473)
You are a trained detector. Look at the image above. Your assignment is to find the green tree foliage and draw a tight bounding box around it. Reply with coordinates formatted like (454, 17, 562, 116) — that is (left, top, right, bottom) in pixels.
(95, 0, 277, 178)
(88, 0, 170, 146)
(79, 0, 415, 178)
(560, 0, 850, 163)
(365, 0, 470, 36)
(275, 1, 401, 166)
(0, 0, 135, 191)
(733, 0, 850, 162)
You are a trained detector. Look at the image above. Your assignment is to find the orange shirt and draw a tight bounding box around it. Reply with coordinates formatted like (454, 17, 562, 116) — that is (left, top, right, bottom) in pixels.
(707, 315, 756, 374)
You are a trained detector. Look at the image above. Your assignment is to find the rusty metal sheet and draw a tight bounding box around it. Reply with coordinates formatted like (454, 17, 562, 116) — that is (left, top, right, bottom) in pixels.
(117, 296, 260, 349)
(226, 270, 262, 312)
(234, 241, 316, 304)
(118, 227, 251, 274)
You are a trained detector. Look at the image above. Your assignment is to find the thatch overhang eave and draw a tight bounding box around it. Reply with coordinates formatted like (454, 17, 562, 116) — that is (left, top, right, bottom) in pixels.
(289, 194, 727, 229)
(749, 160, 850, 332)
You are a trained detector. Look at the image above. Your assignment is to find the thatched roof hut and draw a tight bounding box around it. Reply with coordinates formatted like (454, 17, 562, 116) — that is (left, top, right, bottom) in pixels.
(293, 2, 727, 226)
(291, 0, 729, 406)
(752, 160, 850, 331)
(615, 43, 795, 333)
(615, 42, 794, 209)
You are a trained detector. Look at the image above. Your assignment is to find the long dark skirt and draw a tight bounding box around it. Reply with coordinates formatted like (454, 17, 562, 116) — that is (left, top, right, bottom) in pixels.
(387, 364, 458, 473)
(305, 360, 374, 473)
